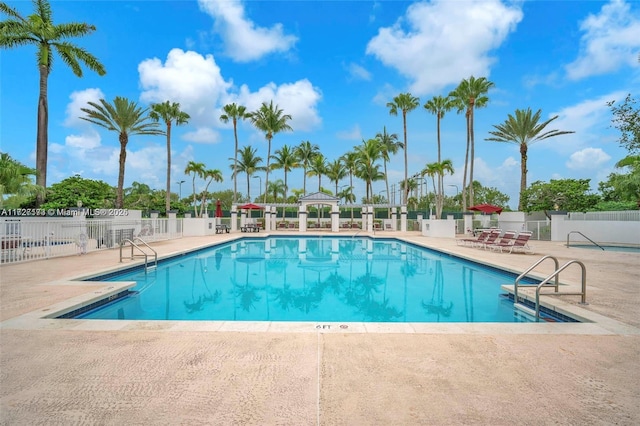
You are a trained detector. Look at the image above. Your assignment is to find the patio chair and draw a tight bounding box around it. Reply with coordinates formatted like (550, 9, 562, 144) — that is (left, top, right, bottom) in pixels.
(506, 231, 534, 254)
(474, 229, 501, 248)
(456, 229, 489, 246)
(486, 230, 517, 251)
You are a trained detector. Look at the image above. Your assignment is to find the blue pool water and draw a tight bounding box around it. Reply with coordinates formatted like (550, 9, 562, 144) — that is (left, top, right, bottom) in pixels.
(77, 237, 556, 323)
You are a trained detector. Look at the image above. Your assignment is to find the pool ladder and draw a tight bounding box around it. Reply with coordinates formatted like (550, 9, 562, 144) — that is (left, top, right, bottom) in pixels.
(119, 237, 157, 272)
(513, 255, 587, 320)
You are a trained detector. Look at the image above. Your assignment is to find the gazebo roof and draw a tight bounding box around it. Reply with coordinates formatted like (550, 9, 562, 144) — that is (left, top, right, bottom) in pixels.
(298, 192, 340, 202)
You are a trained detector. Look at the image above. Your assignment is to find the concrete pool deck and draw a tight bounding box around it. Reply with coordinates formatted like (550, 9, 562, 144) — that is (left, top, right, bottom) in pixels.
(1, 231, 639, 424)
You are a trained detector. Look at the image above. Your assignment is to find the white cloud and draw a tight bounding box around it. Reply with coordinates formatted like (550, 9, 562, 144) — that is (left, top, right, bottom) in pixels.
(183, 127, 221, 144)
(542, 91, 627, 154)
(139, 50, 322, 134)
(197, 0, 297, 62)
(139, 48, 232, 126)
(231, 79, 322, 131)
(566, 148, 612, 170)
(65, 130, 101, 150)
(64, 88, 105, 127)
(565, 0, 640, 80)
(346, 63, 372, 81)
(336, 124, 363, 140)
(366, 0, 522, 95)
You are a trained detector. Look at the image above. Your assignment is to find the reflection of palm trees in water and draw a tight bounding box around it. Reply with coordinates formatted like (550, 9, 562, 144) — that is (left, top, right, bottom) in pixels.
(421, 260, 453, 320)
(184, 257, 221, 313)
(232, 256, 263, 313)
(350, 260, 402, 321)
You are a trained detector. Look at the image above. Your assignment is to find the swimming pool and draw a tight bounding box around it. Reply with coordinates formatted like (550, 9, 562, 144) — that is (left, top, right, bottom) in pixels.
(568, 244, 640, 253)
(75, 237, 564, 323)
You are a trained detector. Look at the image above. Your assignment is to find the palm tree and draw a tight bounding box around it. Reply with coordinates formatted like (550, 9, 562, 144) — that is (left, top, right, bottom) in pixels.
(295, 140, 320, 195)
(355, 138, 383, 202)
(247, 101, 293, 204)
(266, 179, 286, 203)
(220, 103, 249, 204)
(80, 97, 162, 208)
(231, 145, 265, 201)
(423, 159, 454, 219)
(486, 108, 574, 210)
(449, 76, 494, 209)
(341, 150, 360, 223)
(387, 93, 420, 204)
(375, 126, 402, 207)
(270, 144, 298, 201)
(184, 161, 205, 216)
(307, 154, 327, 192)
(0, 153, 43, 207)
(199, 169, 223, 217)
(326, 159, 347, 195)
(0, 0, 106, 199)
(149, 101, 190, 213)
(423, 95, 454, 163)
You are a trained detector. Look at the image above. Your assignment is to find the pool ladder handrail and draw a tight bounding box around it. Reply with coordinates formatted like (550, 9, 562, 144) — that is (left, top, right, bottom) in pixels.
(513, 255, 587, 320)
(119, 237, 157, 271)
(566, 231, 604, 251)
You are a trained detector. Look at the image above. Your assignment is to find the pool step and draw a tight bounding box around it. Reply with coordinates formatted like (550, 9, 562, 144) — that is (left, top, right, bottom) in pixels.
(513, 302, 537, 317)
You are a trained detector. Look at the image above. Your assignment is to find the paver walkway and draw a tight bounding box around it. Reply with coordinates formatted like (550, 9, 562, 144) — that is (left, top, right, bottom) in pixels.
(1, 232, 639, 425)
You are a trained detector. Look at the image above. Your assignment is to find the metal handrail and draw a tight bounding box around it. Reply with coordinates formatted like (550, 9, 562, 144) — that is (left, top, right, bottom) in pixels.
(119, 238, 157, 271)
(514, 255, 560, 303)
(535, 260, 587, 319)
(567, 231, 604, 251)
(133, 237, 158, 269)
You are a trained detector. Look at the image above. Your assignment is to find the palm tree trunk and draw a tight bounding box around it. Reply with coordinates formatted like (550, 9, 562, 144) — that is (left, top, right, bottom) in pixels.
(303, 167, 307, 195)
(247, 174, 251, 201)
(192, 175, 197, 217)
(519, 144, 528, 211)
(264, 137, 271, 204)
(233, 119, 238, 204)
(402, 111, 408, 205)
(165, 121, 172, 214)
(36, 65, 49, 206)
(469, 107, 476, 207)
(462, 111, 470, 210)
(117, 133, 128, 209)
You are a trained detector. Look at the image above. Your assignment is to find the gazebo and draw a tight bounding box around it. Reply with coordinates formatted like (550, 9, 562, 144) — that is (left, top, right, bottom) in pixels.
(297, 192, 340, 232)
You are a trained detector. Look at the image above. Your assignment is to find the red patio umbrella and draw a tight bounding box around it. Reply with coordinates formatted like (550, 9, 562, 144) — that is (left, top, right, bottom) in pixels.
(468, 203, 503, 214)
(215, 199, 223, 218)
(238, 203, 264, 210)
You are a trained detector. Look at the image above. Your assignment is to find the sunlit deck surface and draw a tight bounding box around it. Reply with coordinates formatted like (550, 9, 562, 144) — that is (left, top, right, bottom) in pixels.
(1, 230, 639, 424)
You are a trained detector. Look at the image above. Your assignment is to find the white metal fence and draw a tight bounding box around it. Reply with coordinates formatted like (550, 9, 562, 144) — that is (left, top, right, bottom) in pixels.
(1, 217, 182, 265)
(567, 210, 640, 221)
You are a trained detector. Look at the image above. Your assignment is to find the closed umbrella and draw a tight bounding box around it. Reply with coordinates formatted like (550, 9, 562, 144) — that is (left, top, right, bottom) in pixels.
(215, 199, 223, 218)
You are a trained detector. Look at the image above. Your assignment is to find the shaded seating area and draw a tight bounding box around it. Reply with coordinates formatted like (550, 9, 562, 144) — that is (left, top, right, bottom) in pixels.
(215, 224, 230, 234)
(240, 224, 261, 233)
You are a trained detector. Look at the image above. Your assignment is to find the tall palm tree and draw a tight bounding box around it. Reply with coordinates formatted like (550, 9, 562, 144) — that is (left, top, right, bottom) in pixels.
(326, 159, 347, 195)
(247, 101, 293, 204)
(355, 138, 383, 202)
(423, 95, 454, 163)
(307, 153, 327, 192)
(449, 76, 494, 209)
(220, 103, 249, 204)
(341, 150, 360, 223)
(295, 140, 320, 195)
(199, 168, 223, 217)
(375, 126, 402, 208)
(387, 92, 420, 204)
(149, 101, 190, 213)
(270, 144, 298, 201)
(423, 159, 454, 219)
(231, 145, 265, 201)
(80, 97, 162, 208)
(0, 0, 106, 200)
(486, 108, 574, 210)
(184, 161, 205, 216)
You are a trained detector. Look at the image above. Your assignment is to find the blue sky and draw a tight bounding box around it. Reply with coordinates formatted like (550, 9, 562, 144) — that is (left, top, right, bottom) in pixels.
(2, 0, 639, 209)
